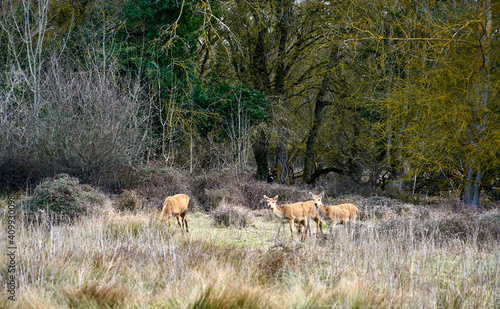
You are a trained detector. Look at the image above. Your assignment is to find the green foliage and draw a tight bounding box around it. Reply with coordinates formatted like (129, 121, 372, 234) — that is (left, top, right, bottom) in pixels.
(25, 175, 81, 219)
(120, 0, 202, 81)
(193, 82, 270, 140)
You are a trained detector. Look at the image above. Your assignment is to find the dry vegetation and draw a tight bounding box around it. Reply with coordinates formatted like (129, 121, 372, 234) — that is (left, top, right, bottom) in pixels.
(0, 177, 499, 309)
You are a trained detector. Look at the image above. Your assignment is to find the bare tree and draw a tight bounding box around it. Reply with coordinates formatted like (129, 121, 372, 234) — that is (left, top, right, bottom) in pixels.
(0, 0, 49, 117)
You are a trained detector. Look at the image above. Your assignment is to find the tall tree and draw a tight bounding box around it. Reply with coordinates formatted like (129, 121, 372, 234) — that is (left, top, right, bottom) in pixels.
(462, 0, 493, 206)
(377, 0, 499, 205)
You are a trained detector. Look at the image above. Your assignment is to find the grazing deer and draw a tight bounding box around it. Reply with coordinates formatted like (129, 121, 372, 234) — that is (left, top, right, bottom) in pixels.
(263, 195, 310, 241)
(309, 192, 352, 234)
(161, 194, 189, 233)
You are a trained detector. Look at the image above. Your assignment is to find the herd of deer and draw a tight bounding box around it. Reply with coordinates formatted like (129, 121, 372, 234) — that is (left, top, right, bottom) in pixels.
(263, 192, 358, 241)
(160, 192, 358, 241)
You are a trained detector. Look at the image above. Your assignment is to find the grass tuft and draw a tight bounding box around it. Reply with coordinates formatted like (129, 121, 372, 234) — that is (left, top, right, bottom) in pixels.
(63, 281, 131, 309)
(191, 284, 272, 309)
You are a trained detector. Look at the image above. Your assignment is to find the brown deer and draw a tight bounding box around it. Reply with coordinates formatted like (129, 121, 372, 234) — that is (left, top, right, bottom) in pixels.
(297, 200, 323, 236)
(309, 192, 353, 234)
(310, 192, 358, 222)
(263, 195, 310, 241)
(161, 194, 189, 233)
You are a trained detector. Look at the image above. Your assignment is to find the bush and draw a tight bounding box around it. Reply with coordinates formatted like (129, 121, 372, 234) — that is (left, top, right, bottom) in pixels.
(22, 174, 109, 224)
(196, 168, 312, 212)
(357, 196, 430, 221)
(0, 58, 150, 192)
(211, 202, 255, 228)
(379, 209, 500, 242)
(115, 190, 143, 212)
(124, 164, 195, 211)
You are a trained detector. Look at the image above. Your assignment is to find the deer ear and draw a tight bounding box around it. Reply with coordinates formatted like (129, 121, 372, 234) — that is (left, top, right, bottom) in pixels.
(263, 195, 269, 200)
(309, 192, 315, 198)
(274, 195, 279, 201)
(320, 192, 325, 199)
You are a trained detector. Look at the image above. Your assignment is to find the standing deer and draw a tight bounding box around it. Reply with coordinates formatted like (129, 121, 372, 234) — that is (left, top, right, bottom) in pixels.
(304, 200, 323, 236)
(264, 195, 310, 241)
(161, 194, 189, 233)
(310, 192, 358, 222)
(310, 192, 354, 234)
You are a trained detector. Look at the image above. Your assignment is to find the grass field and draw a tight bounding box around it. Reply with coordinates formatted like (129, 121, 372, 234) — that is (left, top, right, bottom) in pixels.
(1, 197, 499, 308)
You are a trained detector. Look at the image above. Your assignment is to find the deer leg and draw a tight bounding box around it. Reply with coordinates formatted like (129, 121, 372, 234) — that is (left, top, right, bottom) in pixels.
(181, 212, 189, 233)
(315, 218, 323, 235)
(300, 220, 307, 242)
(289, 219, 295, 240)
(276, 223, 282, 238)
(175, 214, 184, 233)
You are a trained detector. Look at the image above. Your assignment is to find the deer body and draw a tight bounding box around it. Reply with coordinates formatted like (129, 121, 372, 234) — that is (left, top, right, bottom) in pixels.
(301, 200, 323, 236)
(310, 192, 354, 234)
(336, 203, 358, 222)
(264, 195, 309, 241)
(161, 194, 189, 233)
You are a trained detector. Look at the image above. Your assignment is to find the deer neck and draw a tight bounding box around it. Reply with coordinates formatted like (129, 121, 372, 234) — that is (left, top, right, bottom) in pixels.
(271, 204, 288, 221)
(316, 203, 328, 220)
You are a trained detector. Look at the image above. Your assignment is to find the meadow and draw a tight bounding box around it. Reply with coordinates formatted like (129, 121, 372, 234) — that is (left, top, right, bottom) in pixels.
(1, 190, 499, 309)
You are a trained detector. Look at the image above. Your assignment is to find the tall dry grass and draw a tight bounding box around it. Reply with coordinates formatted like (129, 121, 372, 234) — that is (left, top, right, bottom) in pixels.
(0, 202, 499, 308)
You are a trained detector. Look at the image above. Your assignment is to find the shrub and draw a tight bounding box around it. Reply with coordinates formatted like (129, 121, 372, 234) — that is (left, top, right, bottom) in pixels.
(22, 174, 109, 224)
(115, 190, 143, 212)
(420, 210, 500, 242)
(357, 196, 430, 221)
(196, 168, 313, 211)
(212, 202, 255, 228)
(124, 164, 195, 210)
(379, 209, 500, 242)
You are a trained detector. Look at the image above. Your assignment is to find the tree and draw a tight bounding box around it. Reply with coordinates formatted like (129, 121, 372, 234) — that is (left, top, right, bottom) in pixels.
(193, 82, 270, 169)
(462, 0, 494, 206)
(0, 0, 50, 116)
(118, 0, 204, 163)
(377, 0, 499, 206)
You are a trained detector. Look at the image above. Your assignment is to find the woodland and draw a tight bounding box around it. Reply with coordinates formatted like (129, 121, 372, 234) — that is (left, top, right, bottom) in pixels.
(1, 0, 499, 207)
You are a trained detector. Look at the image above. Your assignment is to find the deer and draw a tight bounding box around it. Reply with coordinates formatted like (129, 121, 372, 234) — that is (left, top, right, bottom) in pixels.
(161, 194, 189, 233)
(263, 195, 310, 241)
(309, 192, 354, 234)
(310, 192, 358, 222)
(297, 200, 323, 236)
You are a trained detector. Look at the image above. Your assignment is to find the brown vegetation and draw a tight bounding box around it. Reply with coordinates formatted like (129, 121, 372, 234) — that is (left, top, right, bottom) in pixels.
(161, 194, 190, 233)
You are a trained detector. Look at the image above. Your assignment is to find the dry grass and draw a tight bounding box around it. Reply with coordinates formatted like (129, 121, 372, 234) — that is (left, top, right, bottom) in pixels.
(0, 196, 499, 309)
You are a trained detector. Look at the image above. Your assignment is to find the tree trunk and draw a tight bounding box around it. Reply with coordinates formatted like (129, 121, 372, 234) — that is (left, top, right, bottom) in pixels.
(302, 48, 338, 184)
(253, 129, 269, 181)
(274, 0, 292, 184)
(276, 127, 290, 184)
(462, 0, 492, 207)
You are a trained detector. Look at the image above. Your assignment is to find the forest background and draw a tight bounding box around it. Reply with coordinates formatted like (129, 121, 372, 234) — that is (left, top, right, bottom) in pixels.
(1, 0, 499, 208)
